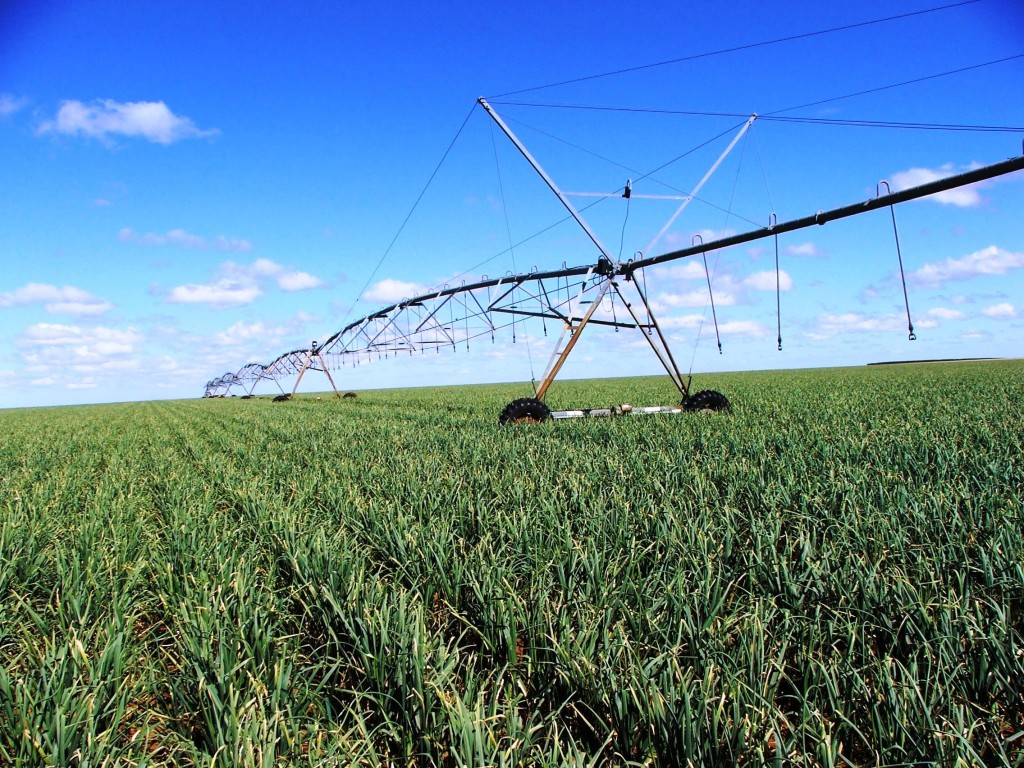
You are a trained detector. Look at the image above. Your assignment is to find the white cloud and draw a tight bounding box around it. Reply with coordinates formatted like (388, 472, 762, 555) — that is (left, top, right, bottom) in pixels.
(248, 259, 324, 291)
(649, 266, 788, 312)
(785, 242, 824, 257)
(889, 164, 984, 207)
(743, 270, 792, 291)
(11, 324, 149, 393)
(1, 93, 29, 117)
(168, 279, 263, 307)
(909, 246, 1024, 287)
(981, 302, 1016, 318)
(658, 314, 705, 330)
(363, 278, 428, 303)
(165, 259, 323, 307)
(927, 307, 965, 320)
(38, 99, 218, 144)
(0, 283, 114, 315)
(277, 271, 324, 291)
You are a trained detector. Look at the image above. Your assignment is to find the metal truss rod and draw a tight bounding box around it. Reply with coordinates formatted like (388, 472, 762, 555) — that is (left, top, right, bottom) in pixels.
(535, 276, 611, 401)
(479, 97, 615, 261)
(611, 279, 688, 399)
(643, 115, 756, 256)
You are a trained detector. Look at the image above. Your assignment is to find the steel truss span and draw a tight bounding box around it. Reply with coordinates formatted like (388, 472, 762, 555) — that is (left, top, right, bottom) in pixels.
(203, 101, 1024, 420)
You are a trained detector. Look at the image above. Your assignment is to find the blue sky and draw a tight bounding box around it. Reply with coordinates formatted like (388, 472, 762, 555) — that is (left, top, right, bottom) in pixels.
(1, 0, 1022, 408)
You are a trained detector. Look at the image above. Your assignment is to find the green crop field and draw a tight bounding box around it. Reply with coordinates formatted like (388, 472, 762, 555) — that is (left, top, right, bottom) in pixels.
(1, 361, 1022, 766)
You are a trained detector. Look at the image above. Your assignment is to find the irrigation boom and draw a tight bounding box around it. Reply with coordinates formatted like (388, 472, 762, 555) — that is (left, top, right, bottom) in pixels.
(631, 153, 1024, 272)
(203, 100, 1024, 423)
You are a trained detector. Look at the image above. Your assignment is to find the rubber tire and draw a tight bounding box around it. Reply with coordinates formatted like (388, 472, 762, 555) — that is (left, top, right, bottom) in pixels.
(272, 394, 291, 403)
(684, 389, 732, 413)
(499, 397, 552, 425)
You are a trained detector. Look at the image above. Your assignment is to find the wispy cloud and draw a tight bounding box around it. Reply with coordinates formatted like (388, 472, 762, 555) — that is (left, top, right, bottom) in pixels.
(211, 320, 287, 347)
(655, 228, 740, 256)
(927, 307, 965, 320)
(13, 323, 146, 390)
(119, 227, 252, 252)
(785, 242, 824, 257)
(0, 283, 114, 315)
(659, 314, 764, 337)
(961, 330, 991, 341)
(213, 235, 252, 253)
(38, 99, 218, 144)
(651, 262, 706, 281)
(718, 320, 765, 337)
(743, 270, 792, 291)
(1, 93, 29, 117)
(909, 246, 1024, 288)
(806, 312, 936, 340)
(17, 323, 143, 360)
(657, 287, 738, 308)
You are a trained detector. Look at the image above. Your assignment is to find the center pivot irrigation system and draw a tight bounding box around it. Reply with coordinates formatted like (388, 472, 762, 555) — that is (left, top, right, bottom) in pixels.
(204, 98, 1024, 423)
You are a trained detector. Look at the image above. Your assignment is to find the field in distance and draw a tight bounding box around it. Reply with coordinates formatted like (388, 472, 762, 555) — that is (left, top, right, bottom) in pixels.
(1, 361, 1022, 766)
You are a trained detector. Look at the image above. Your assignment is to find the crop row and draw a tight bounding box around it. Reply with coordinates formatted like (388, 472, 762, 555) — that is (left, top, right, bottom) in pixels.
(1, 362, 1022, 765)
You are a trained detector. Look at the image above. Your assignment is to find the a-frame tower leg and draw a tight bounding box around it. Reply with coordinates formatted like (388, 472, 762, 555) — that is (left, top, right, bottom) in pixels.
(290, 349, 342, 399)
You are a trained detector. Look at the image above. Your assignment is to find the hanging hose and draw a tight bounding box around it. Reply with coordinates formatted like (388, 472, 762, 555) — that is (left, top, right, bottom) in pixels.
(702, 251, 723, 353)
(618, 181, 632, 260)
(640, 260, 653, 336)
(879, 182, 916, 340)
(890, 204, 916, 341)
(449, 292, 456, 352)
(772, 216, 782, 351)
(698, 128, 753, 357)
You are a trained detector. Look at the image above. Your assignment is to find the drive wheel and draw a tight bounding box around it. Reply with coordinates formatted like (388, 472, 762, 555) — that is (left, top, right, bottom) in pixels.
(684, 389, 732, 413)
(499, 397, 552, 425)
